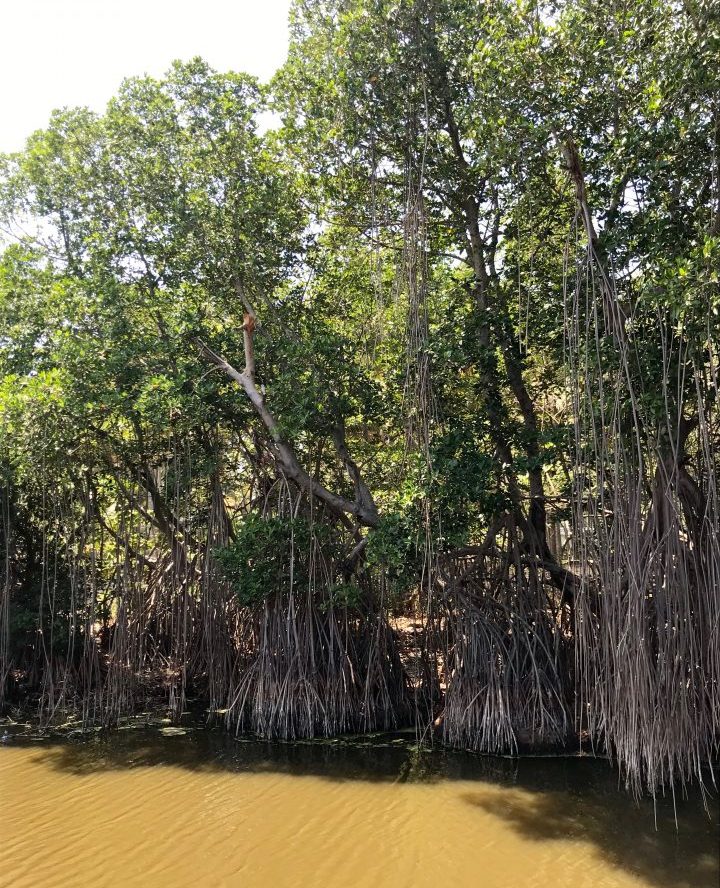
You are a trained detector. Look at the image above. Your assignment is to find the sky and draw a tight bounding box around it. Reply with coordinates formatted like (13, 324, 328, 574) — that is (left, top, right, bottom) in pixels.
(0, 0, 292, 154)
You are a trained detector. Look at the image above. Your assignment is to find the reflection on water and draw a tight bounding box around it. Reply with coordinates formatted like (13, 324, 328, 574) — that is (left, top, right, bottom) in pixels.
(0, 728, 717, 888)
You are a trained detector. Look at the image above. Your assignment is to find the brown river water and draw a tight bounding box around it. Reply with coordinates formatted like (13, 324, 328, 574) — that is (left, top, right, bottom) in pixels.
(0, 728, 717, 888)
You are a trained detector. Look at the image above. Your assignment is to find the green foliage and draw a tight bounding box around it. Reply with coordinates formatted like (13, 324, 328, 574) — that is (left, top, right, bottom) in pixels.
(0, 0, 717, 637)
(319, 582, 363, 612)
(366, 513, 422, 594)
(215, 514, 322, 606)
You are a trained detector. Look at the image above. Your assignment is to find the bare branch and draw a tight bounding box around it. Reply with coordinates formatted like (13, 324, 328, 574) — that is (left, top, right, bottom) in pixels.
(194, 337, 380, 527)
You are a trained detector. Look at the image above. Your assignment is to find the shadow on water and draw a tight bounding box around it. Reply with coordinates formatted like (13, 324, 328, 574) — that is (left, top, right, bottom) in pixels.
(3, 726, 719, 888)
(461, 783, 719, 888)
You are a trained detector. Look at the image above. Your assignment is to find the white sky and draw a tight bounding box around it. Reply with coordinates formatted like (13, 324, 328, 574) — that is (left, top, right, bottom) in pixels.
(1, 0, 292, 154)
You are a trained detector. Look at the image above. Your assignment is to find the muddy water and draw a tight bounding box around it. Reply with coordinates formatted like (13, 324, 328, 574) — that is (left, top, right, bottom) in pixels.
(0, 730, 717, 888)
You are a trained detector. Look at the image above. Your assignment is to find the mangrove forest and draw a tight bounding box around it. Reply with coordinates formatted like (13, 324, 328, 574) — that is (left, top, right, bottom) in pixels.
(1, 0, 718, 806)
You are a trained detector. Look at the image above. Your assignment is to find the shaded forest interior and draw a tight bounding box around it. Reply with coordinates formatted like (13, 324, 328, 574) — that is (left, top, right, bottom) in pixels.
(0, 0, 718, 798)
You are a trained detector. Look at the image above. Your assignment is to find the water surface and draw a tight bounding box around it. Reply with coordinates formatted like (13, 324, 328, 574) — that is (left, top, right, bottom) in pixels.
(0, 729, 717, 888)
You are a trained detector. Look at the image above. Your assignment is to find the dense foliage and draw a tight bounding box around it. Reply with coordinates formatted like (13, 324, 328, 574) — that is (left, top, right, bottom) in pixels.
(1, 0, 718, 795)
